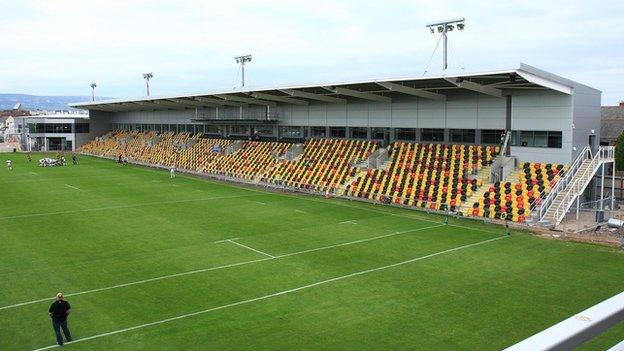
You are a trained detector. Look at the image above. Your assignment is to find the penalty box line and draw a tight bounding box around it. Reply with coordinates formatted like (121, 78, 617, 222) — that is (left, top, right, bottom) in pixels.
(31, 235, 507, 351)
(1, 223, 446, 312)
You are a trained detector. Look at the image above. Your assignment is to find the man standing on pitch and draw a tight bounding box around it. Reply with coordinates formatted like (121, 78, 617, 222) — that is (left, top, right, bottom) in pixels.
(48, 292, 72, 346)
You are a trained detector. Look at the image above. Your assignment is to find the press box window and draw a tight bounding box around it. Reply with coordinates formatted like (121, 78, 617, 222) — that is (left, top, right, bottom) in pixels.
(350, 127, 368, 139)
(421, 128, 444, 142)
(311, 126, 326, 138)
(481, 129, 504, 144)
(511, 131, 562, 148)
(330, 127, 346, 138)
(450, 129, 475, 143)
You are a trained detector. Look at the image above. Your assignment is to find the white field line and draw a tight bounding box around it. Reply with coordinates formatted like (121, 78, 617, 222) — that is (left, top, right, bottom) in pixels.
(4, 174, 125, 184)
(31, 235, 507, 351)
(64, 184, 81, 191)
(255, 201, 266, 205)
(339, 220, 357, 225)
(227, 239, 276, 259)
(294, 209, 307, 214)
(214, 237, 239, 243)
(0, 194, 263, 221)
(275, 224, 444, 258)
(29, 172, 38, 176)
(1, 223, 444, 311)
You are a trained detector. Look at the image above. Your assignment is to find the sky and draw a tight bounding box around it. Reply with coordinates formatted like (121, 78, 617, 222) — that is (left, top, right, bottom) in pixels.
(0, 0, 623, 105)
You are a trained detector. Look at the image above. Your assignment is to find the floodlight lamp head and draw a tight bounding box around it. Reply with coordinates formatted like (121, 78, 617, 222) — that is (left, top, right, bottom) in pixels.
(437, 26, 444, 33)
(90, 83, 97, 88)
(446, 24, 454, 31)
(429, 27, 434, 34)
(457, 23, 465, 30)
(143, 72, 153, 79)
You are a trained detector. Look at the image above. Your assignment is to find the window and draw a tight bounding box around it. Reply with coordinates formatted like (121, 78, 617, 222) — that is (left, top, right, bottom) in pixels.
(330, 127, 346, 138)
(421, 128, 444, 142)
(204, 125, 220, 135)
(280, 126, 302, 139)
(371, 128, 388, 140)
(75, 123, 90, 133)
(311, 126, 326, 138)
(450, 129, 475, 143)
(394, 128, 416, 141)
(511, 131, 562, 148)
(254, 126, 274, 136)
(481, 129, 504, 144)
(229, 125, 249, 135)
(350, 127, 368, 139)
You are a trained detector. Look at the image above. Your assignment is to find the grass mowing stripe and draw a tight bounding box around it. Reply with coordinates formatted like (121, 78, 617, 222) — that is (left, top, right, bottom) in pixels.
(31, 235, 507, 351)
(0, 194, 263, 220)
(80, 155, 502, 236)
(0, 223, 443, 311)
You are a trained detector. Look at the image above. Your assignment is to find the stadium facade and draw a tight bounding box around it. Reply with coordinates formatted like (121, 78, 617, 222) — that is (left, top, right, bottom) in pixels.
(71, 63, 600, 165)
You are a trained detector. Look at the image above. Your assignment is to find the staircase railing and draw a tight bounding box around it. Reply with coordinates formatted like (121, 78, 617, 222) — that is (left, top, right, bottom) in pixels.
(538, 146, 591, 220)
(543, 146, 614, 224)
(489, 131, 511, 182)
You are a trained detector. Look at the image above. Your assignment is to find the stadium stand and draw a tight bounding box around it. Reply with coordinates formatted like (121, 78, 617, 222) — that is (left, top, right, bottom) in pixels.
(468, 162, 568, 222)
(80, 131, 572, 223)
(343, 142, 497, 212)
(262, 138, 377, 192)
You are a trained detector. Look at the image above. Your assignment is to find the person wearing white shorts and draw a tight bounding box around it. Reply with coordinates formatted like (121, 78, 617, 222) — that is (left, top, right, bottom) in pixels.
(6, 159, 12, 170)
(170, 165, 176, 179)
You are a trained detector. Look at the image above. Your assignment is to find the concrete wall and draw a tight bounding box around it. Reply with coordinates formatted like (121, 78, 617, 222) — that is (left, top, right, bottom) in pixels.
(75, 110, 113, 148)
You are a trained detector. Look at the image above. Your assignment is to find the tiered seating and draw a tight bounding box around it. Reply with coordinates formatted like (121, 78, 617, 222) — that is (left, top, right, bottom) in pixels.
(264, 139, 377, 191)
(79, 131, 128, 157)
(470, 162, 567, 222)
(204, 141, 291, 179)
(176, 138, 233, 172)
(345, 142, 498, 211)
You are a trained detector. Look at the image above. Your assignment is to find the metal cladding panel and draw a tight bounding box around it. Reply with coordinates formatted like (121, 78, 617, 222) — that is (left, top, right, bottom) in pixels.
(511, 92, 572, 131)
(290, 105, 309, 125)
(572, 84, 601, 159)
(346, 102, 369, 127)
(325, 104, 347, 127)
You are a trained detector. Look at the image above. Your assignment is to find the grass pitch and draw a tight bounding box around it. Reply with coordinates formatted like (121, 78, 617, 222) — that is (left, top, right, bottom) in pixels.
(1, 153, 623, 350)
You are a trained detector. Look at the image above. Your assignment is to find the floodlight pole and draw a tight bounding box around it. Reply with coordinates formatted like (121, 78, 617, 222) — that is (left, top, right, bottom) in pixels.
(143, 72, 154, 96)
(90, 83, 97, 101)
(426, 18, 465, 71)
(234, 54, 252, 87)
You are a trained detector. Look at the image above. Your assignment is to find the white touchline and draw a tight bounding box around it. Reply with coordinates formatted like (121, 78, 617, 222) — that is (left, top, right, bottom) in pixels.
(294, 209, 306, 213)
(1, 223, 445, 311)
(227, 239, 276, 259)
(0, 194, 263, 220)
(64, 184, 81, 191)
(214, 237, 239, 243)
(31, 235, 507, 351)
(339, 220, 357, 225)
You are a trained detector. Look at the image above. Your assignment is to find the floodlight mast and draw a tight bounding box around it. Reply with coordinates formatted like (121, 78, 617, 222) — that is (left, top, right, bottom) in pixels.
(90, 83, 97, 101)
(234, 54, 252, 87)
(425, 18, 465, 71)
(142, 72, 154, 96)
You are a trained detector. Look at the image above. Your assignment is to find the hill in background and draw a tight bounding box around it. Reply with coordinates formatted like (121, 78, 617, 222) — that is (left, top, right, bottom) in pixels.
(0, 93, 111, 111)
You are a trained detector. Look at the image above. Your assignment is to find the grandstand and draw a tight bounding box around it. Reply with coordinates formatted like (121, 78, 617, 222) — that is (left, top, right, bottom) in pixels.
(72, 63, 613, 228)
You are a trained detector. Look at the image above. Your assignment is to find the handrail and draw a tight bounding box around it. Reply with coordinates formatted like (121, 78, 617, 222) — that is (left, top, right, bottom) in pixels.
(538, 146, 591, 220)
(547, 146, 614, 224)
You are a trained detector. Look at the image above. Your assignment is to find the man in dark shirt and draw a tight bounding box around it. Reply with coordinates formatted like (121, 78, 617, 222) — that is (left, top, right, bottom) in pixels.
(48, 292, 72, 346)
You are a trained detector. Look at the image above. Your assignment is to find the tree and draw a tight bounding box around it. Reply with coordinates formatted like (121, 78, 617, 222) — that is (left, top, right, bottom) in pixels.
(616, 132, 624, 171)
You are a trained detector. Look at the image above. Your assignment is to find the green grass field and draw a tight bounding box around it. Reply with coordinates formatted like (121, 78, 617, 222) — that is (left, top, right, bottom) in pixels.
(1, 152, 623, 350)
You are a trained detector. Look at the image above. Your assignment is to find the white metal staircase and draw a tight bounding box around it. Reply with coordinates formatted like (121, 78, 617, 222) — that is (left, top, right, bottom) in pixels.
(539, 146, 615, 226)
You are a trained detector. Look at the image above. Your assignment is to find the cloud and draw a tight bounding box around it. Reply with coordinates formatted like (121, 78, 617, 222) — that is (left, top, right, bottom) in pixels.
(0, 0, 622, 104)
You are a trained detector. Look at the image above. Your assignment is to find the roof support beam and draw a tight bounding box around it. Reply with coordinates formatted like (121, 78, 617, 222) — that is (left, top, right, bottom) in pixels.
(375, 81, 446, 101)
(444, 78, 503, 97)
(194, 96, 245, 107)
(168, 98, 217, 108)
(151, 100, 193, 109)
(324, 86, 392, 103)
(250, 92, 308, 106)
(214, 94, 277, 107)
(279, 89, 346, 104)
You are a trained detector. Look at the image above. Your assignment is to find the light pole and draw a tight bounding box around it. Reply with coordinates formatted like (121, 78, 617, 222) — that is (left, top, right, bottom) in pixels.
(90, 83, 97, 101)
(234, 54, 252, 87)
(143, 72, 154, 96)
(425, 18, 465, 71)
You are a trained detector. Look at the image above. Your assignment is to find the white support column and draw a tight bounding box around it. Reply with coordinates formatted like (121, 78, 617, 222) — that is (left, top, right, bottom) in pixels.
(600, 164, 605, 212)
(612, 162, 616, 211)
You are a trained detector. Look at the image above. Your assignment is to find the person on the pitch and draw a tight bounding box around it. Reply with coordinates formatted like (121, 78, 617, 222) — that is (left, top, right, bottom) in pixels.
(48, 292, 72, 346)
